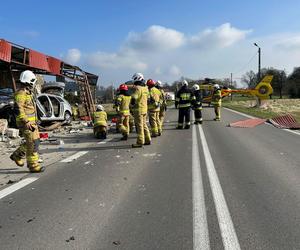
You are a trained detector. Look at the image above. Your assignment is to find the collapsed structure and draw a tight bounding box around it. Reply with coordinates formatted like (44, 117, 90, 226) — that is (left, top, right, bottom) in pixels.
(0, 39, 98, 118)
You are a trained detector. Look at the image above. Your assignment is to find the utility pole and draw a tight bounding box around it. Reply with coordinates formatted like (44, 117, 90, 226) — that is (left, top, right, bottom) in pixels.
(254, 43, 261, 81)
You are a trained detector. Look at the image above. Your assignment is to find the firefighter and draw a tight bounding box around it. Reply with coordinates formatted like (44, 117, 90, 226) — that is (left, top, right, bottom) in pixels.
(92, 105, 108, 139)
(212, 84, 222, 121)
(131, 73, 151, 148)
(10, 70, 45, 173)
(192, 84, 203, 124)
(156, 80, 167, 135)
(147, 79, 161, 137)
(115, 84, 131, 140)
(71, 103, 79, 120)
(175, 80, 194, 129)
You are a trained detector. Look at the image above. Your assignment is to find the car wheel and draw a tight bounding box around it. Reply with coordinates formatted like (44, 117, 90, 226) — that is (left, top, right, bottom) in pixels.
(64, 111, 72, 124)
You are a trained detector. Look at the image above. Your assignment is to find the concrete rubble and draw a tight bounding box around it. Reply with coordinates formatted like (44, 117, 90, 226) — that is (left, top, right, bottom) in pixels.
(0, 120, 98, 188)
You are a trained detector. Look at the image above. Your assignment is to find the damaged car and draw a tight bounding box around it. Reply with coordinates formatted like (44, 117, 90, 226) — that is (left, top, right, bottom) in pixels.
(0, 82, 72, 127)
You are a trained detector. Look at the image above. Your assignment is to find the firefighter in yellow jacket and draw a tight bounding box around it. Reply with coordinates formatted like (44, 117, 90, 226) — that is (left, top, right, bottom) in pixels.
(10, 70, 45, 173)
(131, 73, 151, 148)
(115, 84, 131, 140)
(156, 80, 167, 135)
(93, 105, 108, 139)
(211, 84, 222, 121)
(147, 79, 161, 137)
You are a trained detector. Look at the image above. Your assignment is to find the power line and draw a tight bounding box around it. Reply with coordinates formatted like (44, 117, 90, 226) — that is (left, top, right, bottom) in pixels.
(233, 51, 257, 75)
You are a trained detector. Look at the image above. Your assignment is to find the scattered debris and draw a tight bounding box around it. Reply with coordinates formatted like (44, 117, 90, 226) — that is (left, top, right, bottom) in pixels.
(229, 118, 266, 128)
(6, 128, 19, 138)
(6, 180, 17, 185)
(66, 236, 75, 242)
(27, 217, 36, 223)
(268, 114, 300, 129)
(112, 241, 121, 246)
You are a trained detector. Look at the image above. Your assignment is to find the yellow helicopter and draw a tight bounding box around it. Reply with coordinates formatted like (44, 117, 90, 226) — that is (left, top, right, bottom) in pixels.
(200, 75, 274, 105)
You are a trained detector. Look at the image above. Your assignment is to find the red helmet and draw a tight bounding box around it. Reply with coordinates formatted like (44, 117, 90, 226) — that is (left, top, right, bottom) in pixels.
(119, 84, 128, 91)
(146, 79, 155, 87)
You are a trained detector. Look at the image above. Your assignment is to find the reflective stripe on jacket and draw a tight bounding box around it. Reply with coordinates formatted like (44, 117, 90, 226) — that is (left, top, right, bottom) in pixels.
(131, 86, 149, 115)
(176, 87, 195, 108)
(211, 89, 222, 106)
(148, 87, 161, 112)
(116, 94, 131, 116)
(93, 111, 107, 127)
(14, 89, 37, 125)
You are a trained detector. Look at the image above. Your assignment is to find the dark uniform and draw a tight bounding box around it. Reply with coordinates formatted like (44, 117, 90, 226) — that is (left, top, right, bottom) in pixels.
(175, 85, 195, 129)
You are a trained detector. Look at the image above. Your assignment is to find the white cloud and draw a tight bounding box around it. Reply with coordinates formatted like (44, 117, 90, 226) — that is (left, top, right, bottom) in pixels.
(275, 35, 300, 51)
(86, 51, 147, 71)
(189, 23, 251, 49)
(125, 25, 185, 51)
(61, 23, 300, 86)
(169, 65, 181, 76)
(64, 48, 81, 64)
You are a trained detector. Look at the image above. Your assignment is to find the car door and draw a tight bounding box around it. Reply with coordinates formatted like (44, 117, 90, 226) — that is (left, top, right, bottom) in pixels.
(36, 95, 53, 121)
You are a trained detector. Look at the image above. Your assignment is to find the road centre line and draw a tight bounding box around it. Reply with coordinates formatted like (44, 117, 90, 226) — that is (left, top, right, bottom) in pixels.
(0, 177, 38, 200)
(60, 151, 88, 163)
(192, 125, 210, 250)
(198, 125, 241, 250)
(224, 107, 300, 136)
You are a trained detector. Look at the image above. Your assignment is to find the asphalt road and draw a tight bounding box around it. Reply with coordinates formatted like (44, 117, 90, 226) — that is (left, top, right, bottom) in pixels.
(0, 106, 299, 250)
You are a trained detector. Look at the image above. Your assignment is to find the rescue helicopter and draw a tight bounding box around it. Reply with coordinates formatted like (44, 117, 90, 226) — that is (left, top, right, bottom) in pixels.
(200, 75, 274, 105)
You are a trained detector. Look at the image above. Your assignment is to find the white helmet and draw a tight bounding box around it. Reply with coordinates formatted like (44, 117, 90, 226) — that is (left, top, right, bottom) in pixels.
(213, 84, 220, 89)
(156, 80, 162, 87)
(19, 70, 37, 87)
(132, 72, 144, 82)
(193, 84, 200, 91)
(182, 79, 188, 86)
(96, 105, 104, 111)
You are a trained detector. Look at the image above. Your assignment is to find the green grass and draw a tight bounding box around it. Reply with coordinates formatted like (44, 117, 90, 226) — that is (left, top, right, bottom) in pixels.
(222, 102, 278, 119)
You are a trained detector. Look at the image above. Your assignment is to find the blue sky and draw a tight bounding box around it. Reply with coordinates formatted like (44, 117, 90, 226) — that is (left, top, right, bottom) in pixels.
(1, 0, 300, 85)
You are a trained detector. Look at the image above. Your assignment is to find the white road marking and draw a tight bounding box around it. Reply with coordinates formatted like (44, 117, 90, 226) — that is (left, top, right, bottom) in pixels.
(198, 125, 241, 250)
(224, 107, 300, 136)
(60, 151, 88, 163)
(97, 138, 113, 144)
(224, 107, 255, 119)
(0, 177, 38, 200)
(192, 125, 210, 250)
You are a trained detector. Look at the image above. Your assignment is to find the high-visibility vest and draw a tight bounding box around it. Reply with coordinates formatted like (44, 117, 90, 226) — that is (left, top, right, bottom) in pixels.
(116, 94, 131, 116)
(93, 111, 107, 127)
(131, 86, 149, 115)
(14, 89, 37, 126)
(148, 87, 161, 112)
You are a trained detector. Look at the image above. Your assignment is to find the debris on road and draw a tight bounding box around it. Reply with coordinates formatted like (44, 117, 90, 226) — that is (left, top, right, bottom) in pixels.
(229, 118, 266, 128)
(112, 240, 121, 246)
(268, 114, 300, 129)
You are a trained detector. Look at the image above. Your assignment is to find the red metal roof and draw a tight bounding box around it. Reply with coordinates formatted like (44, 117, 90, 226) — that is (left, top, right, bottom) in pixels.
(47, 56, 62, 75)
(29, 49, 50, 71)
(0, 40, 12, 63)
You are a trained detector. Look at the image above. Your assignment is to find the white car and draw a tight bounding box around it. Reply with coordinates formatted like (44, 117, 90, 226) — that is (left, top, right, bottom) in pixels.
(36, 93, 72, 124)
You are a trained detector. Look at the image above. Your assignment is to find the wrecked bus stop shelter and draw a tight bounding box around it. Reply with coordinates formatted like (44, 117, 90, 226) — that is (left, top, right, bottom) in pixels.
(0, 38, 98, 118)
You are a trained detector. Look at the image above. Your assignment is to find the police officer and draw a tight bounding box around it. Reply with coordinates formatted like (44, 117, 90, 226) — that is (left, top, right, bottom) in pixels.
(192, 84, 203, 124)
(131, 73, 151, 148)
(175, 80, 194, 129)
(156, 80, 167, 135)
(115, 84, 131, 140)
(92, 105, 108, 139)
(10, 70, 45, 173)
(147, 79, 161, 137)
(212, 84, 222, 121)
